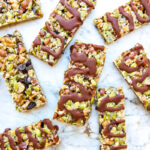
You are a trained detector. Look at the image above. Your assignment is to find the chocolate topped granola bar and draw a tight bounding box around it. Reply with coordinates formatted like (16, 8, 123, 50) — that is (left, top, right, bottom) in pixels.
(96, 87, 127, 150)
(0, 31, 46, 112)
(94, 0, 150, 44)
(0, 119, 59, 149)
(0, 0, 43, 28)
(53, 42, 106, 125)
(114, 43, 150, 111)
(30, 0, 96, 66)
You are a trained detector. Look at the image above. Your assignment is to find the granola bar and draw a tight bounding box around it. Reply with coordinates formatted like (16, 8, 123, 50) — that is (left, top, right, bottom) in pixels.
(29, 0, 96, 66)
(0, 0, 43, 28)
(94, 0, 150, 44)
(53, 42, 106, 125)
(0, 31, 46, 112)
(96, 87, 127, 150)
(114, 43, 150, 111)
(0, 119, 59, 149)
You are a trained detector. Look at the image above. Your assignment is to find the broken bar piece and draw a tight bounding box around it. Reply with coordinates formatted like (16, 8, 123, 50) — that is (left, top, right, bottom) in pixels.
(0, 31, 46, 112)
(53, 41, 106, 125)
(96, 87, 127, 150)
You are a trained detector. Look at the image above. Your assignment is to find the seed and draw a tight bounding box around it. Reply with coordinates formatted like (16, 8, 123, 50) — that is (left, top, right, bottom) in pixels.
(27, 102, 36, 110)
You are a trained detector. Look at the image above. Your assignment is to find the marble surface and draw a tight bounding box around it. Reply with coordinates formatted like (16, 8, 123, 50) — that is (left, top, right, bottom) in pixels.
(0, 0, 150, 150)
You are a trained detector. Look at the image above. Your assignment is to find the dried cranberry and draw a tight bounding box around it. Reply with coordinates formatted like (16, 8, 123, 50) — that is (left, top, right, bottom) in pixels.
(27, 102, 36, 110)
(0, 8, 4, 13)
(26, 60, 31, 66)
(54, 30, 59, 34)
(109, 125, 113, 130)
(41, 121, 44, 128)
(19, 77, 32, 89)
(17, 63, 26, 71)
(100, 146, 102, 150)
(99, 124, 103, 133)
(26, 77, 32, 84)
(26, 65, 33, 71)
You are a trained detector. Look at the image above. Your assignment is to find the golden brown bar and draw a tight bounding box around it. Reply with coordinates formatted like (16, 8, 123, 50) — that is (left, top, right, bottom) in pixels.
(30, 0, 96, 66)
(114, 43, 150, 111)
(0, 0, 43, 28)
(0, 31, 46, 112)
(0, 119, 59, 149)
(53, 41, 106, 125)
(96, 87, 127, 150)
(94, 0, 150, 44)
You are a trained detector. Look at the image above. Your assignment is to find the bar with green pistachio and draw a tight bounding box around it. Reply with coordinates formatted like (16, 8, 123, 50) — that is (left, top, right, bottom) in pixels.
(96, 87, 127, 150)
(30, 0, 96, 66)
(0, 0, 43, 28)
(53, 41, 106, 125)
(0, 31, 46, 112)
(94, 0, 150, 44)
(114, 43, 150, 111)
(0, 119, 59, 149)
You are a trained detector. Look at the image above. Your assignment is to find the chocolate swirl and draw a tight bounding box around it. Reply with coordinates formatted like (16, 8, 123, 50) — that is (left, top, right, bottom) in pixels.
(130, 0, 150, 23)
(96, 95, 124, 112)
(58, 82, 92, 121)
(119, 6, 134, 31)
(57, 43, 104, 121)
(65, 44, 104, 79)
(119, 44, 150, 94)
(106, 13, 121, 38)
(103, 120, 126, 138)
(41, 22, 65, 59)
(110, 145, 127, 150)
(0, 119, 57, 150)
(53, 0, 82, 31)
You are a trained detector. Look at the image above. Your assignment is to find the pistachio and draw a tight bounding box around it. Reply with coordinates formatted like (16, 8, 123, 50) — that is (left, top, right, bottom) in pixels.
(35, 129, 41, 137)
(7, 64, 13, 72)
(91, 79, 96, 86)
(7, 55, 16, 61)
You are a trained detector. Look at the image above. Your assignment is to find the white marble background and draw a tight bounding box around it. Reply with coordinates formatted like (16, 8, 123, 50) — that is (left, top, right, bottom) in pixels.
(0, 0, 150, 149)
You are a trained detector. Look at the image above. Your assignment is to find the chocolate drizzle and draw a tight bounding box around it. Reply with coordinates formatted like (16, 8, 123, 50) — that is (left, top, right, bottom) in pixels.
(0, 119, 57, 150)
(103, 120, 126, 138)
(119, 6, 134, 31)
(58, 82, 92, 121)
(65, 44, 104, 79)
(41, 22, 65, 59)
(130, 0, 150, 23)
(54, 0, 82, 31)
(57, 43, 104, 121)
(96, 95, 124, 112)
(110, 145, 127, 150)
(106, 13, 121, 38)
(119, 44, 150, 94)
